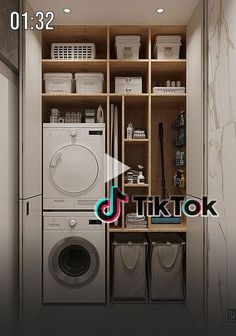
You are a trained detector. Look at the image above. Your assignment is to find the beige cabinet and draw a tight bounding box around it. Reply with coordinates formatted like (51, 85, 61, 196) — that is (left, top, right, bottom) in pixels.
(21, 196, 42, 322)
(20, 14, 42, 199)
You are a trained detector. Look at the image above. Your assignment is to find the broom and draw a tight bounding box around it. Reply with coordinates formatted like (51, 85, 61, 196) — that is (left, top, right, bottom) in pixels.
(151, 123, 181, 224)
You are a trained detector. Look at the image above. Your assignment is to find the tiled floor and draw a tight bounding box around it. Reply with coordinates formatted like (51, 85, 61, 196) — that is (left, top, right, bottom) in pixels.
(20, 304, 200, 336)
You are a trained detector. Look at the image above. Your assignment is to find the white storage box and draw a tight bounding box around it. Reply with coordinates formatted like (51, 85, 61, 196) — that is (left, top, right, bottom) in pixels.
(75, 73, 104, 94)
(115, 35, 141, 60)
(153, 87, 185, 95)
(153, 35, 182, 60)
(44, 73, 73, 93)
(51, 43, 96, 60)
(115, 77, 142, 94)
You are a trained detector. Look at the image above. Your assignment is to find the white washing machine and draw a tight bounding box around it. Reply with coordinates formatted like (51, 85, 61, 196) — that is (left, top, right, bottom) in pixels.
(43, 124, 105, 210)
(43, 212, 106, 303)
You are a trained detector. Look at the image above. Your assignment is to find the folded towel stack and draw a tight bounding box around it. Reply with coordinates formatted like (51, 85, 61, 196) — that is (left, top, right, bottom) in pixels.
(125, 213, 148, 229)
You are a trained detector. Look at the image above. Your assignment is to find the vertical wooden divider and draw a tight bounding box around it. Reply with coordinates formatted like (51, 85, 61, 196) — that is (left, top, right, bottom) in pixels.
(121, 95, 125, 230)
(148, 28, 152, 230)
(106, 26, 110, 305)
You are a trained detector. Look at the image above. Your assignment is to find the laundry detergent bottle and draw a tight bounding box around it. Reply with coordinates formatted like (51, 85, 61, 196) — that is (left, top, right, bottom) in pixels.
(97, 105, 104, 123)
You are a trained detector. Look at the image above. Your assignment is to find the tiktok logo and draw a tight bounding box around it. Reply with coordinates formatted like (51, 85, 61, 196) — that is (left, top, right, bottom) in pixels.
(95, 186, 129, 223)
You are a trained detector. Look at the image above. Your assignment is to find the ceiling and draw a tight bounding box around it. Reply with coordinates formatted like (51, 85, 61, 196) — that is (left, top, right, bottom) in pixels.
(27, 0, 200, 25)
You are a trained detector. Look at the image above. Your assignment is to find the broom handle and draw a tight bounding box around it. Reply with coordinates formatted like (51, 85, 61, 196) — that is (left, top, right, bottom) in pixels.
(159, 123, 168, 199)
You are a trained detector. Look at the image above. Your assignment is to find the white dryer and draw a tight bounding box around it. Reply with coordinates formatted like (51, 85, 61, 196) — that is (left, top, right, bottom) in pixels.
(43, 212, 106, 303)
(43, 124, 105, 210)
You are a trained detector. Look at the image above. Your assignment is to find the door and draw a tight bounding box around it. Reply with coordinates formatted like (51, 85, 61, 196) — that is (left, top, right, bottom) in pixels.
(20, 1, 42, 199)
(50, 144, 99, 194)
(186, 0, 205, 329)
(19, 0, 42, 323)
(0, 60, 18, 328)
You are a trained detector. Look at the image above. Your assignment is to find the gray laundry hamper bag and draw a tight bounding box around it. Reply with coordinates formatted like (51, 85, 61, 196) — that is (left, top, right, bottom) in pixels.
(113, 234, 148, 302)
(150, 233, 185, 301)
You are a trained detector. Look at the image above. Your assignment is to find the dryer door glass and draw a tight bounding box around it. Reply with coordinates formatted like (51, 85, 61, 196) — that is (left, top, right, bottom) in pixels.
(50, 145, 99, 194)
(59, 245, 91, 277)
(49, 237, 99, 287)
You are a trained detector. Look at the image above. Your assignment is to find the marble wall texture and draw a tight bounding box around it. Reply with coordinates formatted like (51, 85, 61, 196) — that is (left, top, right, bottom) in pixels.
(0, 0, 19, 70)
(208, 0, 236, 334)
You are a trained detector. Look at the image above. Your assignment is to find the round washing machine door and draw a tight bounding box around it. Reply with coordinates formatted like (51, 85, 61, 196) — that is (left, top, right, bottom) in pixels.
(49, 144, 99, 194)
(49, 237, 100, 288)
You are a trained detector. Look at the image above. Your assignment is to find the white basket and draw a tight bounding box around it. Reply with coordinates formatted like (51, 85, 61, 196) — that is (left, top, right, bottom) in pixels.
(51, 43, 96, 60)
(153, 35, 182, 60)
(75, 73, 104, 94)
(115, 77, 142, 94)
(153, 87, 185, 95)
(115, 36, 141, 60)
(44, 73, 73, 93)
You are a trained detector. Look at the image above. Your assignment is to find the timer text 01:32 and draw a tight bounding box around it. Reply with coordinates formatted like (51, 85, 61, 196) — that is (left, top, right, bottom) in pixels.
(11, 11, 55, 31)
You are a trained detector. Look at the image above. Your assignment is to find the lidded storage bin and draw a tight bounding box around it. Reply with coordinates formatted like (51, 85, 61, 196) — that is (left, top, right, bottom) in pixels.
(75, 73, 104, 94)
(149, 233, 185, 301)
(153, 87, 185, 95)
(51, 43, 96, 60)
(44, 73, 73, 93)
(115, 35, 141, 60)
(153, 35, 182, 60)
(115, 77, 142, 94)
(113, 234, 148, 302)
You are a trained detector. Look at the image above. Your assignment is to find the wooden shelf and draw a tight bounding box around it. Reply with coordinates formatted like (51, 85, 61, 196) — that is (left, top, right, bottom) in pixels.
(109, 227, 149, 232)
(151, 59, 186, 73)
(110, 59, 148, 72)
(151, 93, 186, 97)
(110, 93, 148, 97)
(150, 224, 187, 232)
(42, 93, 107, 104)
(42, 59, 107, 73)
(151, 94, 186, 108)
(109, 224, 187, 233)
(124, 139, 149, 144)
(124, 183, 149, 188)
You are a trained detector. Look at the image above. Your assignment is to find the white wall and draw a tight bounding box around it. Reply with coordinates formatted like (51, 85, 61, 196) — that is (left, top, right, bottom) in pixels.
(186, 0, 204, 328)
(0, 60, 18, 329)
(208, 0, 236, 335)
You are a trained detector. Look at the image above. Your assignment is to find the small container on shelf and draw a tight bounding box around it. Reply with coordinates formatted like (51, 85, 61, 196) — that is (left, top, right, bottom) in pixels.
(174, 170, 185, 189)
(115, 35, 141, 60)
(50, 108, 60, 123)
(75, 73, 104, 94)
(175, 111, 186, 128)
(51, 43, 96, 60)
(126, 123, 134, 139)
(153, 35, 182, 60)
(175, 151, 185, 167)
(44, 73, 73, 93)
(115, 77, 142, 94)
(176, 128, 186, 146)
(133, 129, 146, 139)
(152, 86, 185, 95)
(85, 109, 96, 123)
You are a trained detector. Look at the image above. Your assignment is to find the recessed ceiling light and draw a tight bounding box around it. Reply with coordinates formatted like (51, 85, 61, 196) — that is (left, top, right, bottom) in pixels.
(156, 8, 164, 14)
(63, 8, 71, 14)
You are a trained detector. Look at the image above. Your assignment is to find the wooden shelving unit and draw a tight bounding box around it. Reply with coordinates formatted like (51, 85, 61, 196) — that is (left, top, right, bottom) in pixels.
(42, 25, 187, 233)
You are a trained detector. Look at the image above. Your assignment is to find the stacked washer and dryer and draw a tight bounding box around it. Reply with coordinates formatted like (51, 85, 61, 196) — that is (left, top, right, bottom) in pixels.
(43, 123, 106, 303)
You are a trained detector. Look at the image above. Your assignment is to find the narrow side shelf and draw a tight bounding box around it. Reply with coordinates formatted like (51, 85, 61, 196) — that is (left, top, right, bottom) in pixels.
(124, 184, 149, 188)
(124, 139, 149, 144)
(42, 59, 108, 72)
(42, 93, 107, 104)
(109, 224, 187, 233)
